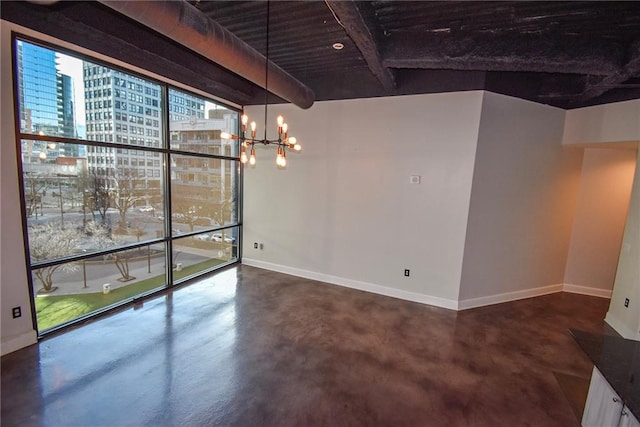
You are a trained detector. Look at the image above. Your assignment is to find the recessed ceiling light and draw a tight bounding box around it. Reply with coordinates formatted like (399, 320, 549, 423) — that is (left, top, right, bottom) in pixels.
(332, 42, 344, 50)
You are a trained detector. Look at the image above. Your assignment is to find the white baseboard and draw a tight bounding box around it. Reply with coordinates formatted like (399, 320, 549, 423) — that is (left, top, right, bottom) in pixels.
(562, 283, 612, 299)
(458, 284, 564, 310)
(241, 259, 616, 313)
(242, 258, 459, 310)
(1, 330, 37, 356)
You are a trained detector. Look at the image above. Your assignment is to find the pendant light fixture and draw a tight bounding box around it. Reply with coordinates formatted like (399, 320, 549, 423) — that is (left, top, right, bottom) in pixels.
(220, 1, 301, 168)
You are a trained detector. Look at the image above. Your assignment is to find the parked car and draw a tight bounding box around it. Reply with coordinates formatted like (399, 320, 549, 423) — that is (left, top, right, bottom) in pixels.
(211, 233, 236, 243)
(138, 205, 155, 213)
(194, 234, 210, 241)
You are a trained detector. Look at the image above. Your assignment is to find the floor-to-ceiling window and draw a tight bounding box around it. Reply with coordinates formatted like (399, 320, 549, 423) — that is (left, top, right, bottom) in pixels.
(14, 36, 242, 334)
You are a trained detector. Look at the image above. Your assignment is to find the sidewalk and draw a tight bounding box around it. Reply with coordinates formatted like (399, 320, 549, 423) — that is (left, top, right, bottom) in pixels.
(35, 244, 229, 296)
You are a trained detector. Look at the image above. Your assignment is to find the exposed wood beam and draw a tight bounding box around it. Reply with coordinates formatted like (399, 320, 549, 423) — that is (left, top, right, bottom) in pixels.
(575, 39, 640, 103)
(324, 1, 396, 92)
(2, 1, 257, 106)
(99, 0, 315, 109)
(383, 32, 625, 76)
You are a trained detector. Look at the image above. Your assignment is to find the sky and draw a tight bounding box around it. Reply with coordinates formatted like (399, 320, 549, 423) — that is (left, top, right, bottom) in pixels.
(56, 53, 86, 126)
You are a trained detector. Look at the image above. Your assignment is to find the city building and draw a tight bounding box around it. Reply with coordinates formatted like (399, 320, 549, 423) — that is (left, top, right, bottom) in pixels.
(83, 66, 207, 181)
(16, 40, 77, 162)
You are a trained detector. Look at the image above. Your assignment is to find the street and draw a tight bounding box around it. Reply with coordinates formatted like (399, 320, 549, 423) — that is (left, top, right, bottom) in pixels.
(27, 202, 237, 296)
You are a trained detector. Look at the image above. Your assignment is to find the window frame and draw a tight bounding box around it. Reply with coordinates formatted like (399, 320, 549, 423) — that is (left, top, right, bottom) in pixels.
(12, 33, 244, 336)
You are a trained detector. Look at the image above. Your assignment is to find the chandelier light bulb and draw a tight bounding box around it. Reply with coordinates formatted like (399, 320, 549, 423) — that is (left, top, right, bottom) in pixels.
(234, 92, 299, 166)
(220, 131, 231, 140)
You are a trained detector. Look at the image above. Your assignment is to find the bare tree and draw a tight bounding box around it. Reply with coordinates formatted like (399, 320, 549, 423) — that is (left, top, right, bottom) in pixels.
(86, 221, 136, 282)
(210, 192, 237, 257)
(210, 193, 236, 228)
(89, 174, 113, 225)
(23, 174, 48, 219)
(29, 223, 80, 293)
(109, 251, 135, 282)
(172, 200, 201, 232)
(112, 168, 143, 233)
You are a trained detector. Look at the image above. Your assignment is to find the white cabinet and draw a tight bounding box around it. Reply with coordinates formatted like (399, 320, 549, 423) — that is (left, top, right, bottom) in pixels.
(583, 367, 624, 426)
(619, 407, 640, 427)
(582, 366, 639, 427)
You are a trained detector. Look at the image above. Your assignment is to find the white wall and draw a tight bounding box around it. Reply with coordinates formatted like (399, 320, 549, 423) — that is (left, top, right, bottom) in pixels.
(1, 21, 38, 354)
(560, 99, 640, 339)
(458, 92, 582, 307)
(563, 99, 640, 145)
(605, 148, 640, 339)
(242, 92, 484, 308)
(564, 148, 636, 297)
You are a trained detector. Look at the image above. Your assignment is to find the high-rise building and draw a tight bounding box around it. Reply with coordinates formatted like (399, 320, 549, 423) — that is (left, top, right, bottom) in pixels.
(58, 74, 77, 137)
(83, 65, 206, 181)
(17, 41, 58, 135)
(17, 41, 78, 161)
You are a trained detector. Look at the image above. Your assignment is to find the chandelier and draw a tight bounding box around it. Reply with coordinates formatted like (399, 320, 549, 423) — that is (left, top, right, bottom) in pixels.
(220, 1, 301, 168)
(221, 113, 301, 168)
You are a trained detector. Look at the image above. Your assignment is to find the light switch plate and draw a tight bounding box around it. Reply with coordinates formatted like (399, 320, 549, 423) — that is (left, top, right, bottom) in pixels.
(410, 175, 420, 184)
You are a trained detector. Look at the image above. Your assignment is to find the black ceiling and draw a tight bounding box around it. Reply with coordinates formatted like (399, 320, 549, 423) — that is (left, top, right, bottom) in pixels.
(3, 0, 640, 109)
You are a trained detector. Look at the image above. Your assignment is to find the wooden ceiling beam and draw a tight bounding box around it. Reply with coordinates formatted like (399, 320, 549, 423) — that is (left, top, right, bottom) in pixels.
(324, 1, 396, 92)
(575, 38, 640, 103)
(2, 1, 257, 106)
(383, 32, 625, 76)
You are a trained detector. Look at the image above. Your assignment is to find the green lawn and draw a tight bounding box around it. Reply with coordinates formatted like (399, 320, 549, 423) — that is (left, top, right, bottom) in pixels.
(35, 258, 227, 331)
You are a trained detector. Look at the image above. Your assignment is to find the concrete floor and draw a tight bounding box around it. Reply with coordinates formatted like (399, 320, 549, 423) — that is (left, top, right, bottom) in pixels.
(2, 265, 609, 426)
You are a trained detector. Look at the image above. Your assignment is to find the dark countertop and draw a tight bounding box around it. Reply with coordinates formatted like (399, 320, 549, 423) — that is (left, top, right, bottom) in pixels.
(570, 329, 640, 421)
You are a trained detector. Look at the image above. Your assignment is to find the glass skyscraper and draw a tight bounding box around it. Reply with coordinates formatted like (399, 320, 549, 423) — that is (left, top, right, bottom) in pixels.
(17, 41, 77, 161)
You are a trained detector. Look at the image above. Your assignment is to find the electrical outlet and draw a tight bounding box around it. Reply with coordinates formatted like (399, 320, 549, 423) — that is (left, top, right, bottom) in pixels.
(254, 242, 258, 249)
(404, 269, 410, 277)
(12, 306, 21, 318)
(624, 298, 630, 308)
